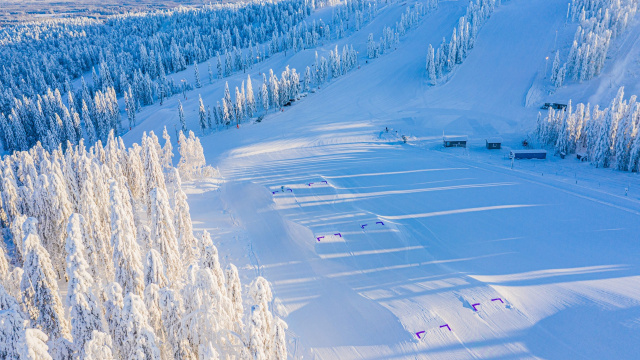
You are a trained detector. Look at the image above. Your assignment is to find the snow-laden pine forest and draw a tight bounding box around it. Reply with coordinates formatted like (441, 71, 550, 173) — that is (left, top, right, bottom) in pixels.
(3, 0, 640, 359)
(0, 129, 286, 359)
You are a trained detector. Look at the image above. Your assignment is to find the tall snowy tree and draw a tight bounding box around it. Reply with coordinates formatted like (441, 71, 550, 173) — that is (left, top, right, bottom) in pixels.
(20, 223, 72, 344)
(109, 180, 144, 297)
(65, 214, 105, 356)
(149, 187, 182, 283)
(194, 62, 202, 89)
(0, 303, 52, 360)
(225, 264, 244, 334)
(249, 277, 274, 357)
(198, 95, 207, 134)
(83, 331, 114, 360)
(426, 44, 436, 84)
(143, 249, 167, 288)
(207, 62, 214, 85)
(117, 293, 161, 360)
(178, 100, 187, 132)
(246, 75, 256, 118)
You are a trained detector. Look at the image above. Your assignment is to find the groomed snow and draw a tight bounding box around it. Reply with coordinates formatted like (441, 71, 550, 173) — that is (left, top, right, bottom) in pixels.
(124, 0, 640, 358)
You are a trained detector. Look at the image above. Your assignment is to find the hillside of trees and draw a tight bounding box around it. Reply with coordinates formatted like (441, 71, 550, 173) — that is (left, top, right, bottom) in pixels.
(0, 130, 285, 359)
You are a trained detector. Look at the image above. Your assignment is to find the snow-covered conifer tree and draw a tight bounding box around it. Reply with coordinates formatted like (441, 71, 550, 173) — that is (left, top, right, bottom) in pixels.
(20, 224, 71, 343)
(200, 231, 226, 296)
(426, 44, 436, 84)
(83, 331, 114, 360)
(249, 277, 274, 356)
(198, 96, 207, 134)
(109, 180, 144, 296)
(157, 287, 185, 357)
(194, 62, 202, 89)
(103, 283, 124, 358)
(118, 293, 161, 360)
(33, 172, 73, 278)
(144, 249, 168, 288)
(65, 214, 105, 355)
(174, 188, 198, 268)
(246, 75, 256, 118)
(261, 82, 269, 113)
(178, 100, 187, 132)
(225, 264, 244, 333)
(149, 187, 182, 283)
(0, 303, 52, 360)
(273, 317, 288, 360)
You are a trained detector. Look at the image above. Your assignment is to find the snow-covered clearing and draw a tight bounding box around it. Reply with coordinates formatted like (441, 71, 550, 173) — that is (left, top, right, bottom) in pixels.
(125, 0, 640, 358)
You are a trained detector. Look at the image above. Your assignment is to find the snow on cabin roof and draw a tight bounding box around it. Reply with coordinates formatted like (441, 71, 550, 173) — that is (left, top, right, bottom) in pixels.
(443, 135, 468, 141)
(486, 137, 503, 143)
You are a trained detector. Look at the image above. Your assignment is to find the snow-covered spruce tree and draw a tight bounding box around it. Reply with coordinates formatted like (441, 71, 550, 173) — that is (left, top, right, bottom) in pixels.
(225, 264, 244, 335)
(208, 62, 214, 85)
(178, 100, 187, 132)
(149, 187, 183, 283)
(33, 171, 73, 278)
(142, 284, 170, 359)
(248, 304, 267, 360)
(3, 177, 21, 227)
(273, 317, 288, 360)
(194, 62, 202, 89)
(65, 214, 106, 356)
(142, 134, 167, 215)
(177, 130, 213, 181)
(261, 82, 269, 113)
(0, 246, 10, 286)
(83, 331, 114, 360)
(118, 293, 161, 360)
(174, 187, 198, 268)
(77, 157, 114, 283)
(426, 44, 436, 85)
(102, 283, 124, 358)
(181, 265, 233, 357)
(550, 50, 560, 85)
(109, 180, 144, 297)
(161, 126, 174, 171)
(20, 223, 72, 347)
(157, 287, 186, 358)
(0, 301, 52, 360)
(246, 75, 256, 118)
(200, 230, 226, 297)
(198, 95, 207, 134)
(144, 249, 168, 288)
(249, 277, 275, 357)
(0, 247, 21, 304)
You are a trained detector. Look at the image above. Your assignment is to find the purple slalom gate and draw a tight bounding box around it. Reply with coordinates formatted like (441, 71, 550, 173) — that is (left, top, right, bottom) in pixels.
(361, 224, 368, 229)
(316, 236, 324, 242)
(415, 331, 426, 339)
(334, 233, 342, 237)
(439, 324, 451, 331)
(376, 221, 385, 225)
(471, 303, 480, 312)
(321, 180, 328, 184)
(491, 298, 504, 303)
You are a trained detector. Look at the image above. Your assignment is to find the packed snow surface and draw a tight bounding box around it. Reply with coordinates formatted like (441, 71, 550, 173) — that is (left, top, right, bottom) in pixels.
(125, 0, 640, 358)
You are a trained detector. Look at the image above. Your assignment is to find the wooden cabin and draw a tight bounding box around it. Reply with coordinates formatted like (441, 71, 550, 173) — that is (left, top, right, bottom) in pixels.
(443, 135, 468, 148)
(509, 149, 547, 159)
(485, 137, 502, 149)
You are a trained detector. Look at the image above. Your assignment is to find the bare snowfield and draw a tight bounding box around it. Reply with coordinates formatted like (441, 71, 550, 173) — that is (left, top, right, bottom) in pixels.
(124, 0, 640, 358)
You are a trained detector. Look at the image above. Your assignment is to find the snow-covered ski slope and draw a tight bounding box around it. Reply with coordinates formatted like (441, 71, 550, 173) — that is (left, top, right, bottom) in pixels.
(125, 0, 640, 358)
